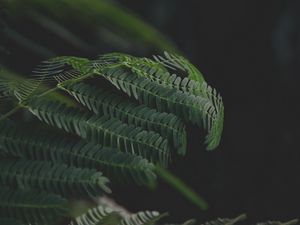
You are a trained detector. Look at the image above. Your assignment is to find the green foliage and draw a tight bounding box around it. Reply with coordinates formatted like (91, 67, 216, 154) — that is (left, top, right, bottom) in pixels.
(0, 159, 111, 197)
(97, 65, 221, 150)
(59, 82, 187, 155)
(25, 97, 170, 167)
(34, 53, 223, 150)
(0, 120, 156, 185)
(0, 52, 225, 224)
(0, 187, 69, 225)
(1, 0, 178, 61)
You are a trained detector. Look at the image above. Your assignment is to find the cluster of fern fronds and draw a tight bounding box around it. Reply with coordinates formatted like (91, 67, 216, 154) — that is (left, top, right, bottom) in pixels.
(0, 52, 224, 224)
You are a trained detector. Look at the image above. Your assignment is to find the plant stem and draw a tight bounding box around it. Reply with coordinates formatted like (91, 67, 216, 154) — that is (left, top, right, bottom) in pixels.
(155, 165, 208, 211)
(37, 87, 59, 97)
(0, 105, 22, 122)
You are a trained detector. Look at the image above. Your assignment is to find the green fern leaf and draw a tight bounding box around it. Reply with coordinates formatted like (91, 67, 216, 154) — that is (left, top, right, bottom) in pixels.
(92, 65, 221, 150)
(96, 53, 223, 150)
(59, 82, 187, 155)
(0, 122, 156, 185)
(24, 97, 170, 166)
(30, 53, 224, 150)
(0, 159, 111, 197)
(98, 51, 204, 83)
(0, 187, 69, 225)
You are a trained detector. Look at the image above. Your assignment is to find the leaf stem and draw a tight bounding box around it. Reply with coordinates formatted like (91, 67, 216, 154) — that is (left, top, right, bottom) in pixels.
(155, 165, 208, 210)
(0, 105, 22, 122)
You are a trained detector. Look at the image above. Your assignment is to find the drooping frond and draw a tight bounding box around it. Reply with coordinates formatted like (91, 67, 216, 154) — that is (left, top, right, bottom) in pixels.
(0, 122, 156, 186)
(92, 65, 221, 150)
(24, 97, 170, 166)
(0, 159, 111, 197)
(96, 53, 223, 150)
(0, 187, 69, 225)
(28, 53, 224, 150)
(59, 82, 187, 155)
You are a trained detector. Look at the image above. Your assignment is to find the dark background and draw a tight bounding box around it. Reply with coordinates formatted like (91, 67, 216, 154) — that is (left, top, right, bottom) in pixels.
(1, 0, 299, 223)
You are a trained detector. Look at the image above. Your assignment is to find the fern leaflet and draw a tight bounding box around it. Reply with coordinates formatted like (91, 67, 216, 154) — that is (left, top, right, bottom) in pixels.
(0, 159, 111, 197)
(0, 187, 69, 225)
(59, 82, 187, 155)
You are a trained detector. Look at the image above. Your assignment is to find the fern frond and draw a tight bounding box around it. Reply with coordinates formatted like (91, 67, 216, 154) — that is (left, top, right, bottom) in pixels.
(60, 82, 187, 155)
(0, 186, 69, 225)
(0, 123, 156, 185)
(97, 52, 205, 89)
(70, 205, 122, 225)
(24, 97, 170, 166)
(96, 53, 223, 150)
(92, 66, 220, 150)
(97, 53, 223, 150)
(29, 53, 224, 150)
(0, 159, 111, 197)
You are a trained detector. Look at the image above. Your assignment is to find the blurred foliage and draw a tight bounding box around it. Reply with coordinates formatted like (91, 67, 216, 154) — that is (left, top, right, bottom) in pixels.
(0, 0, 178, 74)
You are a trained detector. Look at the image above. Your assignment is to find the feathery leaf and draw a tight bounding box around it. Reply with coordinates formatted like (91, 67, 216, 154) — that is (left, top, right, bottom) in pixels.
(93, 65, 221, 150)
(0, 122, 156, 186)
(0, 159, 111, 197)
(0, 186, 69, 225)
(25, 97, 170, 166)
(60, 82, 187, 155)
